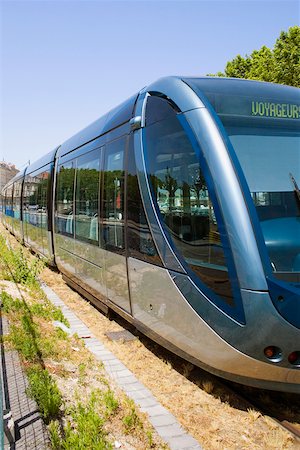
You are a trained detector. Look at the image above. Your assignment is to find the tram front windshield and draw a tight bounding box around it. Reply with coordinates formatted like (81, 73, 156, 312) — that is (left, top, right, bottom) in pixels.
(223, 116, 300, 276)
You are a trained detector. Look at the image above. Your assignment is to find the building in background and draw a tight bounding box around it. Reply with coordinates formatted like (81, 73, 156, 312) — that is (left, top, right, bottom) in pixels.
(0, 161, 19, 193)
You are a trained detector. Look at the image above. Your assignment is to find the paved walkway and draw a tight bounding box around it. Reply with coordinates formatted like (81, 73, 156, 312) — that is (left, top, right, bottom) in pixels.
(1, 316, 50, 449)
(41, 281, 202, 450)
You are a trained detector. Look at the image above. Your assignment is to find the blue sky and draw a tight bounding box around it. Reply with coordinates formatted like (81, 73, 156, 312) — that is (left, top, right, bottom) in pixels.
(0, 0, 299, 168)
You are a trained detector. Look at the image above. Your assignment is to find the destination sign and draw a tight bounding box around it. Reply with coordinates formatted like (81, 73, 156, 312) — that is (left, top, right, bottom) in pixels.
(251, 101, 300, 119)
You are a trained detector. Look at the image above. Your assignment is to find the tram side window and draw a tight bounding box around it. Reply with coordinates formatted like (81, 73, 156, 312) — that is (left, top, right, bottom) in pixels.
(102, 138, 125, 251)
(5, 185, 13, 218)
(13, 181, 22, 220)
(23, 169, 50, 229)
(127, 135, 162, 265)
(24, 175, 39, 227)
(75, 150, 100, 244)
(144, 96, 234, 305)
(56, 161, 75, 237)
(39, 170, 50, 230)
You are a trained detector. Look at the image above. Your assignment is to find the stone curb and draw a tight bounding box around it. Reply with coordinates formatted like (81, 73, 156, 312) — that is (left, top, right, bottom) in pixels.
(40, 281, 202, 450)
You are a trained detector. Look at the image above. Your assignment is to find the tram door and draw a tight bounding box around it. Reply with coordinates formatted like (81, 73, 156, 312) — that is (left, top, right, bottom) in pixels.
(101, 137, 131, 314)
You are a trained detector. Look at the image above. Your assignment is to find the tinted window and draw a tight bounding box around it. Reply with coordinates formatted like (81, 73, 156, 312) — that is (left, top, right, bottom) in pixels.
(127, 135, 162, 265)
(23, 168, 50, 229)
(145, 97, 234, 305)
(5, 185, 13, 218)
(75, 149, 100, 244)
(102, 137, 125, 251)
(13, 181, 22, 220)
(56, 161, 75, 237)
(225, 121, 300, 274)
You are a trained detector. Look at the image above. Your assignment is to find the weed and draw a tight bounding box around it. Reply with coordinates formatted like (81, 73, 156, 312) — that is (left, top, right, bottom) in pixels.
(202, 380, 214, 394)
(0, 236, 43, 287)
(181, 362, 194, 378)
(1, 291, 24, 313)
(26, 301, 69, 327)
(262, 428, 293, 449)
(26, 366, 62, 423)
(247, 408, 261, 422)
(8, 322, 40, 362)
(103, 389, 119, 417)
(146, 429, 154, 448)
(51, 306, 69, 327)
(48, 420, 62, 449)
(122, 398, 143, 433)
(78, 363, 86, 384)
(58, 392, 113, 449)
(55, 327, 69, 340)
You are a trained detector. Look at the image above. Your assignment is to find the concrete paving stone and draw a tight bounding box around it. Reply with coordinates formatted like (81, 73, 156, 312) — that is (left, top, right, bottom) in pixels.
(149, 413, 178, 427)
(69, 321, 84, 328)
(85, 343, 105, 351)
(154, 423, 186, 438)
(118, 381, 145, 392)
(94, 351, 116, 361)
(165, 435, 202, 450)
(134, 396, 158, 409)
(180, 446, 203, 450)
(84, 337, 103, 346)
(127, 388, 154, 402)
(72, 323, 88, 329)
(140, 404, 169, 417)
(86, 345, 106, 354)
(92, 351, 114, 360)
(103, 360, 127, 370)
(109, 368, 134, 378)
(111, 374, 137, 385)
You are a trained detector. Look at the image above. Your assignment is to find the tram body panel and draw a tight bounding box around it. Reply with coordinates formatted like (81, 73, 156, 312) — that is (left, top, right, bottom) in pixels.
(128, 257, 300, 391)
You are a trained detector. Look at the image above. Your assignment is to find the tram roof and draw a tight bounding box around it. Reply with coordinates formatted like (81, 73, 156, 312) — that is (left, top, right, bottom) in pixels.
(58, 93, 138, 158)
(183, 77, 299, 104)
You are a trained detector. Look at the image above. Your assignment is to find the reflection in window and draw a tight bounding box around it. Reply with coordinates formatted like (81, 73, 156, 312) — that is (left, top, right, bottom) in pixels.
(5, 185, 13, 218)
(145, 97, 233, 305)
(23, 169, 50, 229)
(103, 138, 125, 251)
(75, 150, 100, 244)
(56, 162, 75, 237)
(227, 126, 300, 274)
(13, 182, 22, 220)
(127, 136, 162, 265)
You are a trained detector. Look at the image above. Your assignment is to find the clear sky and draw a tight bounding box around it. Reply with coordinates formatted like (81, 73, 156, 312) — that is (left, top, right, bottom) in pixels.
(0, 0, 299, 169)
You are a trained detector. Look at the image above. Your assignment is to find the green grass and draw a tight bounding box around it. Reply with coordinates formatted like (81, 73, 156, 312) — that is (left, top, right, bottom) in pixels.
(26, 366, 62, 423)
(0, 234, 43, 288)
(2, 291, 70, 362)
(103, 389, 119, 418)
(1, 291, 69, 327)
(49, 390, 115, 450)
(122, 398, 143, 433)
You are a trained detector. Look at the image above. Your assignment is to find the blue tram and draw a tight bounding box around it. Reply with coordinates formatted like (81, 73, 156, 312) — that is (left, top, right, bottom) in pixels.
(2, 77, 300, 392)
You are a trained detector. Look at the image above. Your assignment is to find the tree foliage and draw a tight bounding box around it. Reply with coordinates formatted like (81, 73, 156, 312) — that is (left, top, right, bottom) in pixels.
(213, 26, 300, 87)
